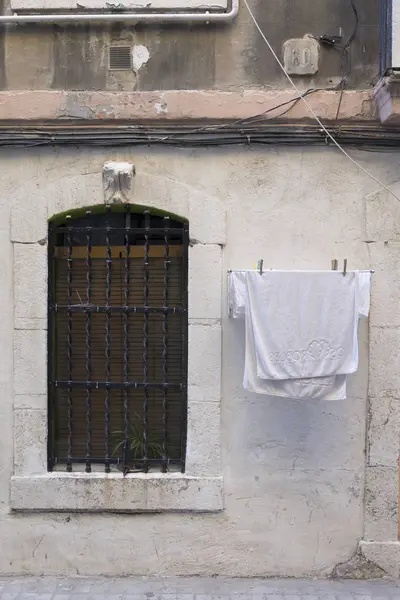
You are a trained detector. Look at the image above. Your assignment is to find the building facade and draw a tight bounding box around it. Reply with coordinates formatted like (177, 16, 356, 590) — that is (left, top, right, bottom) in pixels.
(0, 0, 399, 578)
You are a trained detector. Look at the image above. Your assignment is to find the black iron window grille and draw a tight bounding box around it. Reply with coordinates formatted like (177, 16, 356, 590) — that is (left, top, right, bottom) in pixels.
(48, 207, 189, 474)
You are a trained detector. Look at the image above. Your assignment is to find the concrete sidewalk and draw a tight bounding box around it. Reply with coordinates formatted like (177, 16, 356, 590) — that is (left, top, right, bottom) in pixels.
(0, 577, 400, 600)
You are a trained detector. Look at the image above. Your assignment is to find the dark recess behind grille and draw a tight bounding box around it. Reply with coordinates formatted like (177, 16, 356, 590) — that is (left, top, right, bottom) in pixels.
(48, 208, 188, 474)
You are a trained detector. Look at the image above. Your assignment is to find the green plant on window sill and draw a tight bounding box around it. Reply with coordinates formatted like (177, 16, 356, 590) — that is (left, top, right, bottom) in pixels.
(112, 417, 164, 475)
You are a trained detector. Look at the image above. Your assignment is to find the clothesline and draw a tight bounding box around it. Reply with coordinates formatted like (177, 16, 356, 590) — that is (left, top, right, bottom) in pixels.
(227, 269, 375, 273)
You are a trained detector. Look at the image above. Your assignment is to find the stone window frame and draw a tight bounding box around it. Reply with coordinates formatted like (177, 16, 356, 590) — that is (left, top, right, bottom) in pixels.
(10, 168, 225, 513)
(10, 0, 228, 12)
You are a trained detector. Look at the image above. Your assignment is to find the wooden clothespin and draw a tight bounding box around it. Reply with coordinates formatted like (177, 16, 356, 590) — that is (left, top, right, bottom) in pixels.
(331, 259, 338, 270)
(343, 258, 347, 276)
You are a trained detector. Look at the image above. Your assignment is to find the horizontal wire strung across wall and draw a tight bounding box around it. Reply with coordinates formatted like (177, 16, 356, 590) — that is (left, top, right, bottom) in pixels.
(48, 207, 189, 474)
(4, 123, 400, 148)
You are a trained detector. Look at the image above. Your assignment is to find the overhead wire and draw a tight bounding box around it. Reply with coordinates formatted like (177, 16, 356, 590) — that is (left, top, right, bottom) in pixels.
(242, 0, 400, 203)
(135, 20, 358, 141)
(234, 87, 321, 123)
(142, 87, 325, 142)
(335, 0, 359, 120)
(1, 123, 400, 148)
(154, 85, 344, 142)
(148, 3, 359, 144)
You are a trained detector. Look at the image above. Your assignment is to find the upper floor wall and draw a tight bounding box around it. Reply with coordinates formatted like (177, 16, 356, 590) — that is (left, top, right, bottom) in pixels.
(0, 0, 379, 92)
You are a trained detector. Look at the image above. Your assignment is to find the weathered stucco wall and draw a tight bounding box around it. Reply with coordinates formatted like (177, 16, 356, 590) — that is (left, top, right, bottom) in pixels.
(0, 89, 377, 122)
(0, 145, 398, 576)
(1, 0, 379, 92)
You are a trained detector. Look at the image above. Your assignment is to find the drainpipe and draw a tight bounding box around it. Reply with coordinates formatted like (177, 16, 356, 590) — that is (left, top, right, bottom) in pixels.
(0, 0, 238, 23)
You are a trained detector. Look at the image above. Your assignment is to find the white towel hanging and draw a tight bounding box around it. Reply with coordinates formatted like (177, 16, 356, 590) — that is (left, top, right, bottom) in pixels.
(228, 269, 371, 400)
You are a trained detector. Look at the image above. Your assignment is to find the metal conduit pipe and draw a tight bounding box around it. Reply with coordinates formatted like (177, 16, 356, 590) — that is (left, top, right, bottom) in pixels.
(0, 0, 238, 23)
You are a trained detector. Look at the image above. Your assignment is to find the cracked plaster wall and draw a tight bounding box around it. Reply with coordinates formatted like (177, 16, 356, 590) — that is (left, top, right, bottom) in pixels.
(0, 145, 398, 576)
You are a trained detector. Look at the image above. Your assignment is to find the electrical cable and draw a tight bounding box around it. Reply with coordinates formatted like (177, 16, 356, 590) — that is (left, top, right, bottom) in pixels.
(158, 86, 340, 142)
(336, 0, 359, 120)
(234, 87, 321, 123)
(144, 87, 324, 143)
(160, 5, 356, 140)
(2, 123, 400, 147)
(335, 80, 346, 121)
(243, 0, 400, 203)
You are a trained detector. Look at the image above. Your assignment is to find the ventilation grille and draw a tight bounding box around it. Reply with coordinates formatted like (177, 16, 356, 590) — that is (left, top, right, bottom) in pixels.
(109, 46, 132, 70)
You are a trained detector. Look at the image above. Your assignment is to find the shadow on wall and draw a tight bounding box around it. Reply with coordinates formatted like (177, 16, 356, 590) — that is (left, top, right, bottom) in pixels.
(223, 317, 367, 474)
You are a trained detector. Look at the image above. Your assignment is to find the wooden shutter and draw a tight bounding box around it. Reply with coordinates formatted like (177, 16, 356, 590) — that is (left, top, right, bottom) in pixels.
(50, 239, 187, 470)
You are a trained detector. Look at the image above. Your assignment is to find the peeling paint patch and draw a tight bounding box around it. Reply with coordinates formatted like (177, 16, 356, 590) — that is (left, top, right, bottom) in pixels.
(0, 90, 376, 121)
(57, 98, 94, 120)
(155, 101, 168, 115)
(131, 45, 150, 73)
(92, 104, 116, 119)
(331, 548, 387, 579)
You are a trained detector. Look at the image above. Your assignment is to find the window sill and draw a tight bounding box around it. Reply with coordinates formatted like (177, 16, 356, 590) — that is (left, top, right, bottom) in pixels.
(10, 473, 223, 512)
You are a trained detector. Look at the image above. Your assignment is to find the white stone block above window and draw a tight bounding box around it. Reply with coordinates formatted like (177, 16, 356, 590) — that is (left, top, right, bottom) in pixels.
(11, 0, 228, 11)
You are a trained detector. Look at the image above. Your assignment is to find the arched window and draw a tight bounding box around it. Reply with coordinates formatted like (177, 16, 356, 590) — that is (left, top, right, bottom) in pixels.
(48, 206, 189, 474)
